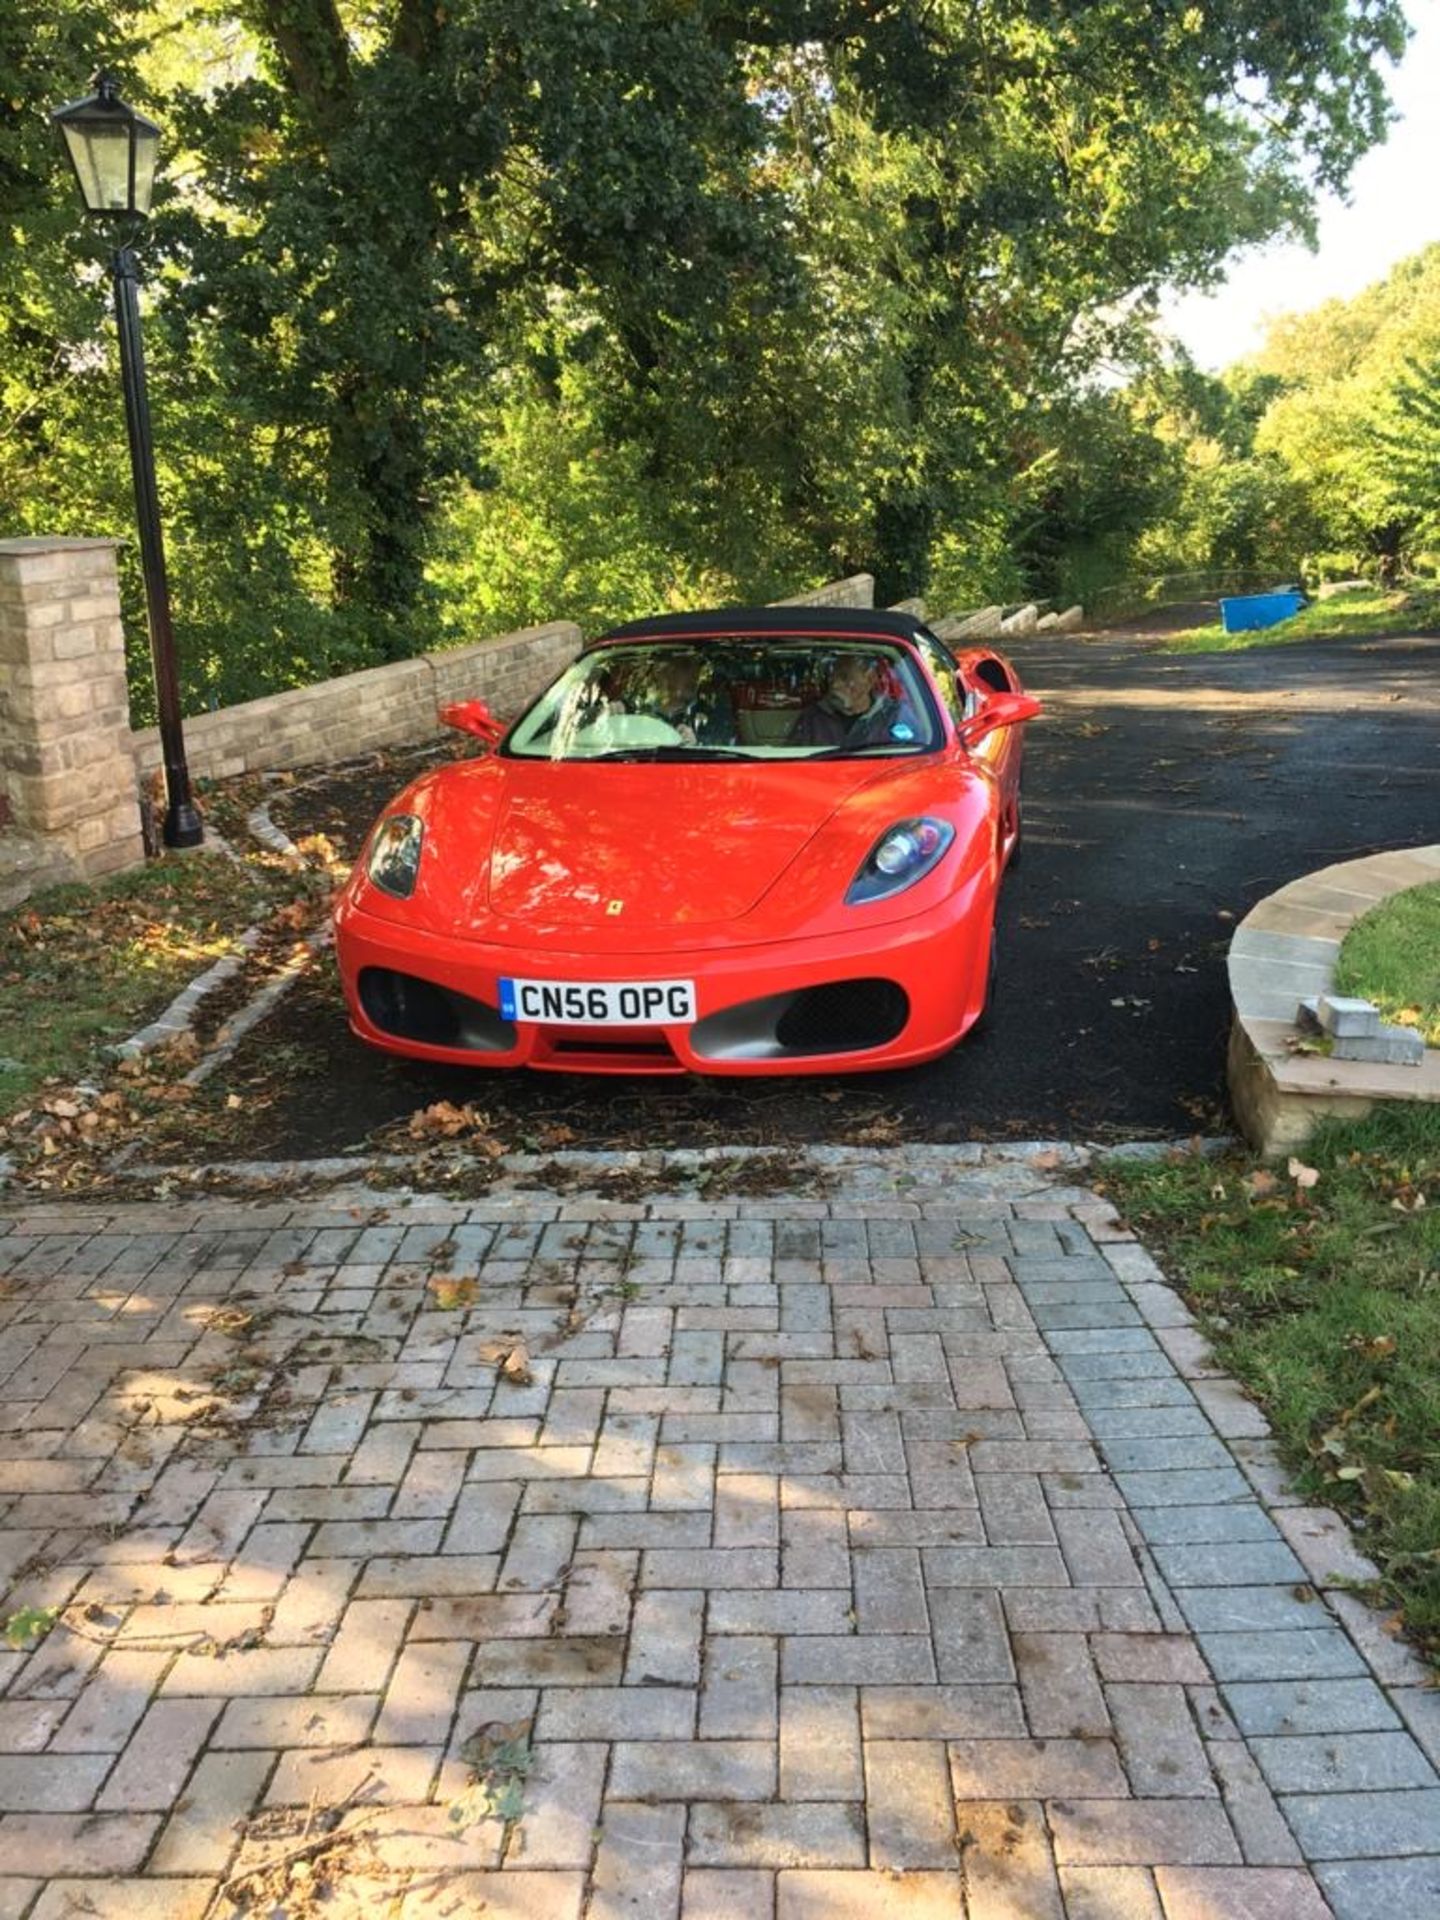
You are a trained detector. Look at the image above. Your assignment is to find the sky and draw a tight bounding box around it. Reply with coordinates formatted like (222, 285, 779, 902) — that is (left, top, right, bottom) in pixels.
(1160, 3, 1440, 369)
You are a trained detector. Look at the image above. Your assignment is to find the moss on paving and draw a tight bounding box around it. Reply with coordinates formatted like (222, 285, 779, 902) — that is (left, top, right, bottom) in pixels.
(1334, 882, 1440, 1047)
(1101, 1104, 1440, 1663)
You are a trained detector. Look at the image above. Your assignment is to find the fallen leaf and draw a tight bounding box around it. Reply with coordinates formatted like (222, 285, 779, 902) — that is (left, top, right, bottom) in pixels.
(1288, 1158, 1320, 1190)
(501, 1343, 533, 1386)
(428, 1274, 480, 1311)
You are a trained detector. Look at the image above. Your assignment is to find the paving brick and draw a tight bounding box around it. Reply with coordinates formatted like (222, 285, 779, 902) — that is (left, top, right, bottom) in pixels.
(853, 1548, 928, 1634)
(860, 1684, 1023, 1739)
(1221, 1678, 1401, 1738)
(683, 1869, 775, 1919)
(928, 1588, 1015, 1685)
(50, 1649, 169, 1752)
(1277, 1787, 1440, 1858)
(265, 1743, 436, 1806)
(1202, 1630, 1366, 1684)
(954, 1798, 1063, 1920)
(97, 1699, 221, 1809)
(626, 1590, 705, 1686)
(1194, 1744, 1295, 1867)
(1048, 1799, 1241, 1866)
(398, 1871, 585, 1917)
(213, 1693, 377, 1748)
(1312, 1858, 1440, 1920)
(27, 1881, 216, 1920)
(1059, 1866, 1162, 1920)
(612, 1740, 775, 1801)
(782, 1637, 935, 1687)
(1014, 1632, 1109, 1737)
(508, 1742, 607, 1868)
(149, 1749, 273, 1872)
(1091, 1636, 1211, 1685)
(702, 1637, 778, 1739)
(410, 1594, 557, 1640)
(590, 1803, 684, 1919)
(1248, 1729, 1436, 1794)
(535, 1687, 695, 1741)
(780, 1686, 862, 1800)
(1152, 1541, 1306, 1588)
(949, 1737, 1127, 1799)
(865, 1739, 956, 1868)
(0, 1813, 159, 1877)
(775, 1870, 961, 1919)
(1153, 1865, 1335, 1919)
(1107, 1683, 1216, 1796)
(315, 1596, 411, 1692)
(689, 1801, 867, 1868)
(373, 1638, 469, 1745)
(0, 1754, 113, 1812)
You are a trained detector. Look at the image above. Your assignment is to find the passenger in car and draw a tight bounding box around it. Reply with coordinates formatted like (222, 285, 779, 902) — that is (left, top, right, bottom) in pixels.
(787, 654, 914, 748)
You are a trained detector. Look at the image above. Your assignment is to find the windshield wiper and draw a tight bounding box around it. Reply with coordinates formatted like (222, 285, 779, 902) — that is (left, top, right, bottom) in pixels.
(804, 742, 930, 760)
(584, 746, 755, 763)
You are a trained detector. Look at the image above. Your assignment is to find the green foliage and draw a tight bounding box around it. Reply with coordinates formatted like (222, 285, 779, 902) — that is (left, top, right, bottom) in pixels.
(2, 1605, 60, 1649)
(1153, 584, 1440, 654)
(0, 0, 1412, 692)
(1334, 882, 1440, 1047)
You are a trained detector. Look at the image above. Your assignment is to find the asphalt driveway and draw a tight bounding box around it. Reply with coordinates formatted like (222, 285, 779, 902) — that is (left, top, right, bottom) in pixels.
(224, 625, 1438, 1160)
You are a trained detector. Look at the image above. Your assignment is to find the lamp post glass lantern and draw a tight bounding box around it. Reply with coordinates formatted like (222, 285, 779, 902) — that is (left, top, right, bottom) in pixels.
(51, 72, 202, 849)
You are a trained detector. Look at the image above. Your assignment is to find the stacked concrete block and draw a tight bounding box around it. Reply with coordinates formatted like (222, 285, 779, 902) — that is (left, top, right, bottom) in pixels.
(999, 603, 1040, 636)
(1302, 993, 1426, 1068)
(0, 537, 144, 898)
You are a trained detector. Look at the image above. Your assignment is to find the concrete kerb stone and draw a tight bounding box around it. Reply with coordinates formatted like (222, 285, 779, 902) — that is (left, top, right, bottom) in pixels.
(1226, 846, 1440, 1156)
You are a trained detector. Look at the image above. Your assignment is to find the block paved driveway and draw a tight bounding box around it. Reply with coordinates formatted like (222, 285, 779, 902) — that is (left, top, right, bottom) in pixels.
(0, 1150, 1437, 1919)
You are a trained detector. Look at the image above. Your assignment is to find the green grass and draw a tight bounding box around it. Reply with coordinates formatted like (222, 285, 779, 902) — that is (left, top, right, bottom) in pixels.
(1334, 882, 1440, 1047)
(1101, 1104, 1440, 1661)
(0, 850, 313, 1114)
(1156, 585, 1440, 654)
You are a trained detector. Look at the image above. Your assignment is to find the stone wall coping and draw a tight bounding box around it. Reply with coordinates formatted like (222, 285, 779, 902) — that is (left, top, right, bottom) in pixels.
(1227, 845, 1440, 1148)
(0, 537, 123, 557)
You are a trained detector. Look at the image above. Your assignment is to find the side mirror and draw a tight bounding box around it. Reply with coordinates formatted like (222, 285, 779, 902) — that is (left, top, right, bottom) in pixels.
(958, 690, 1042, 749)
(440, 699, 505, 746)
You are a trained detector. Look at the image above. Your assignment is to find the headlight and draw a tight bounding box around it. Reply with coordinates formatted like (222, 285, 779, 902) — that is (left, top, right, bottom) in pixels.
(846, 817, 954, 905)
(366, 814, 424, 899)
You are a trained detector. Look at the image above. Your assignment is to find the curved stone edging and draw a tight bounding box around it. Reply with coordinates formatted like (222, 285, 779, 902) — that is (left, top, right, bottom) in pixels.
(1227, 844, 1440, 1154)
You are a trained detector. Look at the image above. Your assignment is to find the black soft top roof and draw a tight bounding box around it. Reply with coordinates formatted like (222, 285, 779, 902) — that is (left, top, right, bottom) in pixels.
(593, 604, 931, 646)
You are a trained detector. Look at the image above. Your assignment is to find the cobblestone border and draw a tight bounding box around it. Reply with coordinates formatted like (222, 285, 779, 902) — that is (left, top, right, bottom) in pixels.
(1227, 844, 1440, 1154)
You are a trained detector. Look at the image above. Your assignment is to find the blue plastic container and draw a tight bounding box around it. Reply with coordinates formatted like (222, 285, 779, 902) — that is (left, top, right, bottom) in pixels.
(1219, 590, 1306, 634)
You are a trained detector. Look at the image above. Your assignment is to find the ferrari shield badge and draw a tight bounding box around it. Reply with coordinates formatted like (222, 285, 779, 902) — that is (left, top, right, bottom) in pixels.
(606, 899, 625, 916)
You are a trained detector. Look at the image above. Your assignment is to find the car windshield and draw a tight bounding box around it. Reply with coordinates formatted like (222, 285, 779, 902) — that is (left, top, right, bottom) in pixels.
(505, 638, 942, 762)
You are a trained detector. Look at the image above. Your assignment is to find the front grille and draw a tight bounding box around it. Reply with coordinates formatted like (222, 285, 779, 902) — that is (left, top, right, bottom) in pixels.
(358, 968, 517, 1052)
(774, 978, 909, 1054)
(551, 1037, 674, 1058)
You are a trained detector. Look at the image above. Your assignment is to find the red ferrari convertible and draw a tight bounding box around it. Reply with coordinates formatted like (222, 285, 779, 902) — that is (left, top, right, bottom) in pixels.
(334, 606, 1040, 1075)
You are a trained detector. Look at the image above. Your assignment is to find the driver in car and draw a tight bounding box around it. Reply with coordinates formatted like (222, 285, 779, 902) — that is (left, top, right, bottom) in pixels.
(635, 651, 734, 746)
(788, 653, 914, 748)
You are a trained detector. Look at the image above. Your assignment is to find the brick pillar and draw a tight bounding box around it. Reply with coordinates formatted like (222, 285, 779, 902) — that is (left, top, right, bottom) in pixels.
(0, 537, 145, 891)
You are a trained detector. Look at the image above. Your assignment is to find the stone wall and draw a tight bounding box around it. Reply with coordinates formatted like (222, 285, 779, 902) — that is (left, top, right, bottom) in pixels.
(131, 621, 581, 784)
(0, 538, 145, 907)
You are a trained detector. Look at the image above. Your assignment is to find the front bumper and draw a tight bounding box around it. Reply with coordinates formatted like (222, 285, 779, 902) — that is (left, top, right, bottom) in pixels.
(333, 886, 993, 1076)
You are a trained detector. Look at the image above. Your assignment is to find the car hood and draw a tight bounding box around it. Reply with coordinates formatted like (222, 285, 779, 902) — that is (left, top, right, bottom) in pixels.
(391, 755, 921, 940)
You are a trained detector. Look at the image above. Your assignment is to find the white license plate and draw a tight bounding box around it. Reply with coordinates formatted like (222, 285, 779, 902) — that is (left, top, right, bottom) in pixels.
(499, 977, 697, 1026)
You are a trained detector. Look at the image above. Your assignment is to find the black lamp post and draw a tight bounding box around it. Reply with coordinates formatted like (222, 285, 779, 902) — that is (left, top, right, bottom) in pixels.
(52, 71, 203, 849)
